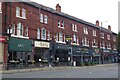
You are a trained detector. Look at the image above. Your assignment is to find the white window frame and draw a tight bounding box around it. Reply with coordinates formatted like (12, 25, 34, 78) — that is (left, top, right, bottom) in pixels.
(22, 8, 26, 19)
(93, 30, 96, 37)
(107, 42, 111, 49)
(41, 27, 46, 40)
(11, 24, 15, 35)
(44, 15, 48, 24)
(59, 32, 63, 42)
(72, 24, 74, 31)
(0, 2, 2, 12)
(40, 14, 43, 23)
(113, 37, 116, 41)
(47, 31, 50, 40)
(100, 41, 105, 49)
(56, 33, 58, 41)
(61, 20, 64, 28)
(107, 34, 110, 40)
(16, 7, 20, 17)
(83, 27, 88, 34)
(74, 24, 77, 32)
(37, 28, 40, 39)
(25, 27, 28, 37)
(82, 37, 89, 46)
(17, 23, 23, 36)
(58, 20, 60, 28)
(73, 34, 77, 43)
(101, 33, 104, 39)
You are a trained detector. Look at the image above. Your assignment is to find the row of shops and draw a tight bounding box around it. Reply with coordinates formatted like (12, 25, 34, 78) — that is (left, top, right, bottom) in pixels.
(1, 37, 118, 66)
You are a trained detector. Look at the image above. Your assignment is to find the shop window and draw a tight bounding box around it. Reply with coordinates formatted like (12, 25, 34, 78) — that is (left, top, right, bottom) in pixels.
(41, 27, 46, 40)
(37, 28, 40, 39)
(16, 7, 20, 17)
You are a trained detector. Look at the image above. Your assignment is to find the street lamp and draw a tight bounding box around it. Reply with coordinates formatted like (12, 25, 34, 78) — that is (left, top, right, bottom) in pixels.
(100, 21, 107, 64)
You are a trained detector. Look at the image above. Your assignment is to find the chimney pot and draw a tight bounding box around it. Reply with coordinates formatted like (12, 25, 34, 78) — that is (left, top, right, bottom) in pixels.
(96, 20, 99, 27)
(56, 4, 61, 12)
(108, 25, 111, 30)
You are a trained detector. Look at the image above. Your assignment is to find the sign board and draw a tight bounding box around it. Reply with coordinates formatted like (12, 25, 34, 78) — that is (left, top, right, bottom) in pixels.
(35, 41, 50, 48)
(0, 36, 6, 42)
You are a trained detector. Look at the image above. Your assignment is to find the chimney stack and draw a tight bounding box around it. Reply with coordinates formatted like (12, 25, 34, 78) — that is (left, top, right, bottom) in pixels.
(96, 20, 99, 27)
(108, 25, 111, 30)
(56, 4, 61, 12)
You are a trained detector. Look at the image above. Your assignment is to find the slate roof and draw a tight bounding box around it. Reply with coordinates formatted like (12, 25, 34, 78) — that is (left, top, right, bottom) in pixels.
(13, 0, 117, 34)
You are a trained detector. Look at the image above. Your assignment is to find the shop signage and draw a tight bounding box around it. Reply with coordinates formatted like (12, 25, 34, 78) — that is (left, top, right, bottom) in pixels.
(35, 41, 50, 48)
(0, 36, 6, 42)
(103, 49, 111, 53)
(9, 37, 32, 52)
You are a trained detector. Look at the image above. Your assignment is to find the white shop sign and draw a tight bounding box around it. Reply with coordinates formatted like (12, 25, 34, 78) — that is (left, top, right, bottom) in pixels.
(35, 41, 50, 48)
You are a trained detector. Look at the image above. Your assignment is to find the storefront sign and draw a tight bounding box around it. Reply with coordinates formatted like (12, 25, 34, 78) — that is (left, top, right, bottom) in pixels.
(35, 41, 49, 48)
(0, 36, 6, 42)
(9, 37, 32, 52)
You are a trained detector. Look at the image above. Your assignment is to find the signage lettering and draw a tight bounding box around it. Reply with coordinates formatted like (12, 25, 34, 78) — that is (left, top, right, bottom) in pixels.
(35, 41, 49, 48)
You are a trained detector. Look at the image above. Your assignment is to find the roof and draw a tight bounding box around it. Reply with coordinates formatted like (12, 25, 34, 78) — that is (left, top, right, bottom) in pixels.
(16, 0, 117, 34)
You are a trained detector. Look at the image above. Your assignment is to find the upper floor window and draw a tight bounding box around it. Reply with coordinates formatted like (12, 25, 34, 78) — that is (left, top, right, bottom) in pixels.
(101, 33, 104, 39)
(40, 14, 43, 23)
(93, 30, 96, 37)
(83, 27, 88, 34)
(107, 42, 111, 49)
(61, 21, 64, 28)
(16, 7, 20, 17)
(107, 34, 110, 40)
(100, 41, 105, 48)
(44, 15, 48, 24)
(59, 32, 63, 42)
(92, 39, 97, 47)
(11, 24, 15, 35)
(22, 8, 26, 18)
(17, 22, 23, 36)
(58, 20, 60, 27)
(82, 37, 89, 46)
(47, 31, 50, 40)
(25, 27, 28, 37)
(113, 37, 116, 41)
(37, 28, 40, 39)
(0, 2, 2, 12)
(72, 24, 77, 32)
(73, 34, 77, 43)
(56, 33, 58, 41)
(41, 27, 46, 40)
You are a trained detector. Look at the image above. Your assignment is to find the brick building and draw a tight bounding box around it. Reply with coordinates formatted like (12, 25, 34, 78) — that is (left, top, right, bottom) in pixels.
(1, 1, 118, 67)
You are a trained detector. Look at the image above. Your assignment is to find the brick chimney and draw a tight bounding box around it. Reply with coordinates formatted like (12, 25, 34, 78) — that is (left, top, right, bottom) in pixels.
(96, 20, 99, 27)
(108, 25, 111, 31)
(56, 4, 61, 12)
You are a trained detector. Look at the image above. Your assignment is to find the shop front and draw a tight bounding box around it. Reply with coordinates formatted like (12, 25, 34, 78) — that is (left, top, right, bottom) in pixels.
(0, 36, 7, 64)
(54, 43, 69, 66)
(101, 49, 112, 64)
(112, 50, 118, 63)
(34, 41, 50, 66)
(8, 37, 32, 64)
(91, 48, 101, 64)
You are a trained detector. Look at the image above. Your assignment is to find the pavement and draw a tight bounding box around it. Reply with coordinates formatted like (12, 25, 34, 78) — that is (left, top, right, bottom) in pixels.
(1, 63, 118, 74)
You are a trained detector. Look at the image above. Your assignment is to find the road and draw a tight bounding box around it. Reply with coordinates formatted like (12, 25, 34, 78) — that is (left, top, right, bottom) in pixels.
(2, 63, 118, 78)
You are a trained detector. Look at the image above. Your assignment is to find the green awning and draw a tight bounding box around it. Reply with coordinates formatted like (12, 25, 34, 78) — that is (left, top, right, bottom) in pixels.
(8, 37, 32, 52)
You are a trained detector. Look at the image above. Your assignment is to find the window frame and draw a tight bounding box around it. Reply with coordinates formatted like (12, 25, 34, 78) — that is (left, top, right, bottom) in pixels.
(41, 27, 46, 40)
(37, 28, 40, 39)
(16, 7, 20, 17)
(22, 8, 26, 18)
(40, 14, 43, 23)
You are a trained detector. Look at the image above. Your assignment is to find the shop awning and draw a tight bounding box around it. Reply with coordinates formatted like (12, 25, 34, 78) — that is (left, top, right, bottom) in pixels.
(8, 37, 32, 52)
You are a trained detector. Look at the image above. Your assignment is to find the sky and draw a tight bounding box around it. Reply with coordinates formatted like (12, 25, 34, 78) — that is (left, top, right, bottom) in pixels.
(30, 0, 119, 33)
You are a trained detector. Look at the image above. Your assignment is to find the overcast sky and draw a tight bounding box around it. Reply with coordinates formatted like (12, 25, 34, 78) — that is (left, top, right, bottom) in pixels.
(30, 0, 119, 33)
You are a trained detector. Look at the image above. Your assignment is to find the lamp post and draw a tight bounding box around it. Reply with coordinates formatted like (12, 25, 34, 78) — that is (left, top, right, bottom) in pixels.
(100, 21, 107, 64)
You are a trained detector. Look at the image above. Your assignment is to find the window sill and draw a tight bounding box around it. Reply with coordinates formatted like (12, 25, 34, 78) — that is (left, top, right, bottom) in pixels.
(11, 34, 29, 39)
(58, 27, 65, 29)
(16, 16, 27, 19)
